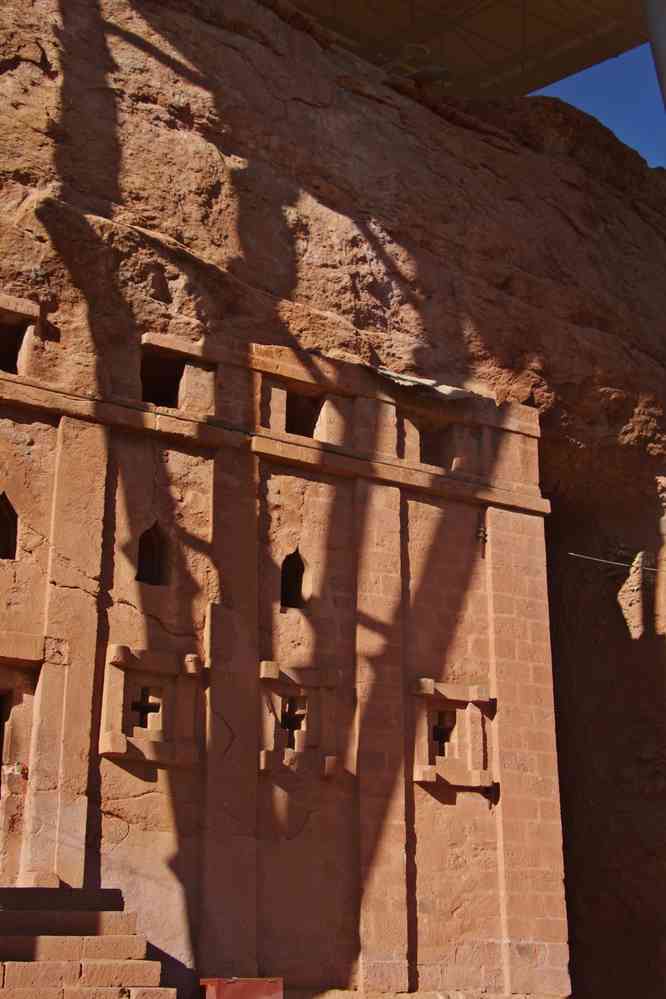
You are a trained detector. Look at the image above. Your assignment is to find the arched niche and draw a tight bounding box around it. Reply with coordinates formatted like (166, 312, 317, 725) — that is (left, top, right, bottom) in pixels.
(136, 522, 168, 586)
(280, 548, 306, 609)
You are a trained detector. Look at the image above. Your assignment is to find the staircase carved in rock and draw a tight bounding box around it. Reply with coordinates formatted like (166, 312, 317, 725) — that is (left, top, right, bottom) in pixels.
(0, 889, 175, 998)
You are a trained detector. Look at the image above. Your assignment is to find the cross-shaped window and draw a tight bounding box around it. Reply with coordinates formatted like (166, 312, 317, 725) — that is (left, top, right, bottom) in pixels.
(280, 696, 306, 749)
(432, 710, 456, 757)
(131, 687, 162, 729)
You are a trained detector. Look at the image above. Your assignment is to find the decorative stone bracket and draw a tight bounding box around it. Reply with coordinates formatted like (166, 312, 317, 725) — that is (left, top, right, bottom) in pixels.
(258, 661, 339, 779)
(412, 677, 497, 789)
(99, 644, 204, 768)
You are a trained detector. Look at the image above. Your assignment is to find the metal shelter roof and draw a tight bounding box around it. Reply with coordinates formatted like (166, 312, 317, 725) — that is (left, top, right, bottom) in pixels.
(284, 0, 649, 96)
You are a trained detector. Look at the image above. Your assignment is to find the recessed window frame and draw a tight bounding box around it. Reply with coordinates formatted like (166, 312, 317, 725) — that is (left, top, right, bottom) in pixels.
(140, 348, 186, 409)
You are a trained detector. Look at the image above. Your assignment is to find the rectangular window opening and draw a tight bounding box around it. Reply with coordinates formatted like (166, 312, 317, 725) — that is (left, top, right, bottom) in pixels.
(285, 391, 323, 438)
(396, 412, 406, 460)
(0, 321, 29, 375)
(140, 349, 186, 408)
(419, 424, 459, 469)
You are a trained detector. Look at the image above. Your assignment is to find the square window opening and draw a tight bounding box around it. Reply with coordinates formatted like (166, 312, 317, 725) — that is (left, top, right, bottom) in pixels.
(419, 425, 459, 469)
(285, 391, 323, 438)
(140, 350, 186, 408)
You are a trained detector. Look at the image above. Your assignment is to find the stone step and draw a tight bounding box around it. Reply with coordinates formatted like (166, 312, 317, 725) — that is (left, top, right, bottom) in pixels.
(0, 991, 63, 998)
(79, 960, 161, 988)
(67, 990, 176, 998)
(0, 890, 124, 912)
(0, 935, 147, 961)
(67, 990, 177, 999)
(0, 912, 137, 937)
(3, 962, 81, 988)
(1, 959, 161, 989)
(0, 990, 176, 998)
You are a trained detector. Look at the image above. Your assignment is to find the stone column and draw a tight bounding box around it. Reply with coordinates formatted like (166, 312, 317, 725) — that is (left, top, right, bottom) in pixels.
(20, 416, 108, 887)
(645, 0, 666, 107)
(18, 659, 66, 886)
(354, 479, 409, 992)
(198, 447, 260, 977)
(486, 506, 571, 998)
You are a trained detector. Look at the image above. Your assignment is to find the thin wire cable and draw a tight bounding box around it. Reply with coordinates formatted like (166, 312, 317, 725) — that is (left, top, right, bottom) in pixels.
(567, 552, 658, 573)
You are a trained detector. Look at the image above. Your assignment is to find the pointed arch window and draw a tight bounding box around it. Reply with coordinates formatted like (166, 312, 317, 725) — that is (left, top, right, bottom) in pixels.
(0, 494, 18, 560)
(136, 522, 168, 586)
(281, 548, 305, 609)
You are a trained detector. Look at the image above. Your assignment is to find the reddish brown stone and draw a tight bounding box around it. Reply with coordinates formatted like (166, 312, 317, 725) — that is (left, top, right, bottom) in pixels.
(200, 979, 282, 999)
(1, 2, 665, 998)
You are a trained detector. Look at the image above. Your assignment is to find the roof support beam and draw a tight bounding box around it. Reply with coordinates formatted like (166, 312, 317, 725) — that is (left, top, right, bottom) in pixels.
(645, 0, 666, 107)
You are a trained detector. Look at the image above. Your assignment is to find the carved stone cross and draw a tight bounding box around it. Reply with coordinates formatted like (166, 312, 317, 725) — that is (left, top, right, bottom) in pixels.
(280, 696, 306, 749)
(432, 709, 456, 757)
(131, 687, 162, 730)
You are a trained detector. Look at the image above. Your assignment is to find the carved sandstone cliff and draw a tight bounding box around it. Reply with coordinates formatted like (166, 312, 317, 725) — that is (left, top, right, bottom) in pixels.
(1, 2, 666, 997)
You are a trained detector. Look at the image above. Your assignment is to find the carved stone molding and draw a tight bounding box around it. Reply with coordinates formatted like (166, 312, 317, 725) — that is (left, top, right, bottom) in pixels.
(412, 676, 497, 789)
(258, 661, 339, 779)
(99, 644, 204, 769)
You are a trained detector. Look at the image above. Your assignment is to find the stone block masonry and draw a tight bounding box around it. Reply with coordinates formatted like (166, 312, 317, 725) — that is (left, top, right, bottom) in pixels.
(0, 890, 174, 997)
(0, 309, 569, 999)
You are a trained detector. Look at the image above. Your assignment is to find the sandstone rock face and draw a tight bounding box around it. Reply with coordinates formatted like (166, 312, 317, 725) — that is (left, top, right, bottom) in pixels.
(1, 2, 665, 998)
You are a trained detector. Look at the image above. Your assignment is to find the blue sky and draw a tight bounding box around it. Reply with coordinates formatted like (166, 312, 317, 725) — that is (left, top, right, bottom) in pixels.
(534, 43, 665, 168)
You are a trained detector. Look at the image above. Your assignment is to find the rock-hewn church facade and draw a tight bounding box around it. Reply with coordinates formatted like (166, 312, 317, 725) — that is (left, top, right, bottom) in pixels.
(2, 2, 665, 998)
(0, 292, 568, 996)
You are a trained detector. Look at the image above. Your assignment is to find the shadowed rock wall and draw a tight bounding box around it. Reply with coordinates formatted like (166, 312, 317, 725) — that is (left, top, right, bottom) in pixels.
(1, 2, 666, 996)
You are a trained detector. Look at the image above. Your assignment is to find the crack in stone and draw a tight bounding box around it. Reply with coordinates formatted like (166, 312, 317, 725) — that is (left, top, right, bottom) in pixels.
(51, 579, 98, 598)
(104, 789, 163, 802)
(114, 597, 197, 639)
